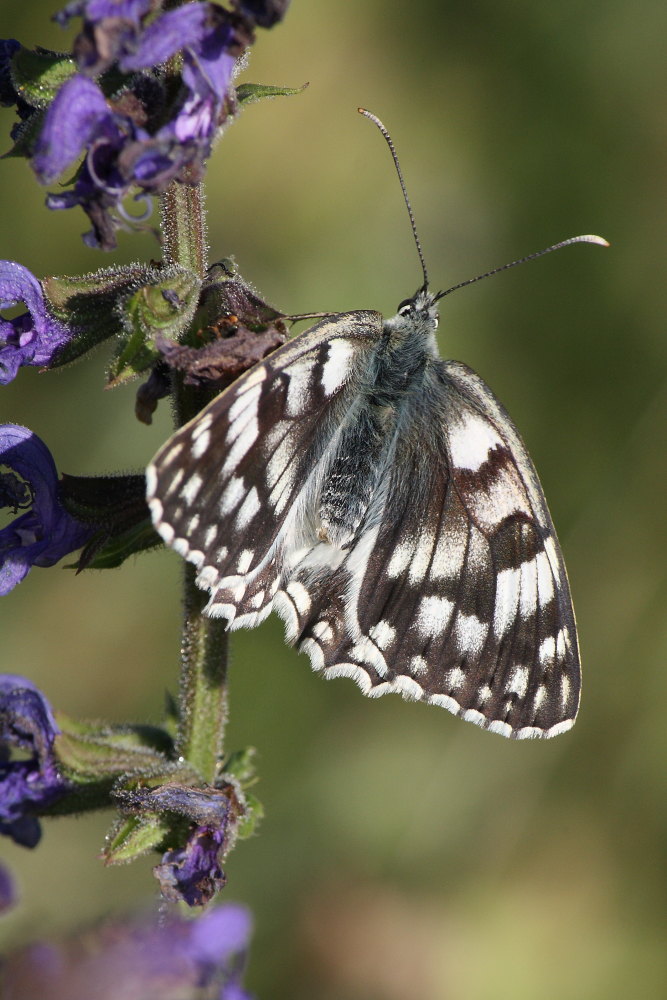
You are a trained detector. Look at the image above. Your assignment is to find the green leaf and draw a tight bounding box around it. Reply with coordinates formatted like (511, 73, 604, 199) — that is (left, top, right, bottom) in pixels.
(109, 266, 202, 385)
(235, 81, 308, 106)
(104, 814, 171, 865)
(10, 46, 76, 109)
(43, 264, 154, 366)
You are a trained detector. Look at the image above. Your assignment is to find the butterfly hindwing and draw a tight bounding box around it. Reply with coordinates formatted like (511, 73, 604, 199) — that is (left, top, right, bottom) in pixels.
(275, 359, 579, 738)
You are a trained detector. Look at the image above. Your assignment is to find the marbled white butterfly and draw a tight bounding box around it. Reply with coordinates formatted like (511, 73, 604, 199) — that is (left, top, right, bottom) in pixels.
(147, 110, 607, 739)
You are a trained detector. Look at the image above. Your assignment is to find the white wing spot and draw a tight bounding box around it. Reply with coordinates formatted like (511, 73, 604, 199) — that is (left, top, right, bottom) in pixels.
(534, 684, 547, 710)
(387, 539, 413, 578)
(284, 359, 315, 417)
(222, 419, 258, 475)
(235, 486, 260, 531)
(494, 566, 520, 636)
(453, 612, 487, 657)
(410, 655, 428, 676)
(191, 428, 210, 459)
(286, 580, 311, 616)
(539, 635, 556, 665)
(446, 666, 466, 691)
(197, 565, 219, 588)
(321, 339, 355, 396)
(560, 673, 571, 709)
(164, 467, 185, 498)
(416, 595, 455, 639)
(478, 685, 493, 705)
(219, 476, 245, 516)
(181, 472, 203, 505)
(448, 411, 504, 471)
(250, 590, 265, 609)
(506, 665, 529, 699)
(311, 620, 334, 643)
(228, 383, 262, 425)
(204, 525, 218, 548)
(237, 549, 254, 574)
(368, 620, 396, 650)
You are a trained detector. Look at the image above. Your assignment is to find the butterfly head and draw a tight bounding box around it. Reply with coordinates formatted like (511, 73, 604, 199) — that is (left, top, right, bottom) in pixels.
(385, 285, 440, 354)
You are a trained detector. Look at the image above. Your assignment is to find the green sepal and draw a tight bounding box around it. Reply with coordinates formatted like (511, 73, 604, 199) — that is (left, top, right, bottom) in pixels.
(54, 730, 170, 782)
(79, 519, 160, 570)
(43, 264, 155, 367)
(221, 748, 262, 840)
(59, 473, 160, 571)
(222, 747, 259, 787)
(108, 266, 202, 385)
(54, 714, 175, 782)
(104, 814, 173, 865)
(234, 791, 264, 840)
(235, 81, 308, 106)
(2, 108, 46, 160)
(8, 45, 75, 109)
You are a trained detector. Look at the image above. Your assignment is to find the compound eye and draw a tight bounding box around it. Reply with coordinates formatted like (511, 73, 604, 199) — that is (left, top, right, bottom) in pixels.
(397, 298, 414, 315)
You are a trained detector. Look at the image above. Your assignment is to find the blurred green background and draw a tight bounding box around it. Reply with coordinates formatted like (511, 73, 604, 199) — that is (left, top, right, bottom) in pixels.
(2, 1, 667, 997)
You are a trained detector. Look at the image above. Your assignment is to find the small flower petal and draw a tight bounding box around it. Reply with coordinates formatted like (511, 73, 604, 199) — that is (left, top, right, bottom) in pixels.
(0, 426, 95, 594)
(119, 3, 209, 72)
(32, 74, 111, 184)
(0, 262, 72, 383)
(0, 675, 69, 847)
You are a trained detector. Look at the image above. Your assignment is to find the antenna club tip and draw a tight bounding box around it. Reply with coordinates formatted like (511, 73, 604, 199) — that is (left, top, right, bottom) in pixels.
(578, 234, 610, 248)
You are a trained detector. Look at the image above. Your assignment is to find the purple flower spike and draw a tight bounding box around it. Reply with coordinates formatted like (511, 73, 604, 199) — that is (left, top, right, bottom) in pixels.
(2, 904, 253, 999)
(0, 675, 69, 847)
(0, 262, 72, 384)
(0, 425, 95, 595)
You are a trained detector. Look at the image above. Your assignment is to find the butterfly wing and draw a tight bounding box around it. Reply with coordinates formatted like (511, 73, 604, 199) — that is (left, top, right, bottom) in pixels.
(146, 310, 383, 625)
(283, 360, 580, 739)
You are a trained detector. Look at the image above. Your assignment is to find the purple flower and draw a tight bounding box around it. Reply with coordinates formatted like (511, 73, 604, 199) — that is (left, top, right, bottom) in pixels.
(2, 904, 254, 999)
(114, 781, 238, 906)
(0, 262, 72, 384)
(0, 425, 96, 595)
(155, 824, 227, 907)
(0, 861, 17, 912)
(0, 675, 70, 847)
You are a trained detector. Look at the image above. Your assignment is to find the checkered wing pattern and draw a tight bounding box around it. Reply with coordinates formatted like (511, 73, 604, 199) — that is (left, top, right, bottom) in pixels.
(147, 311, 383, 628)
(148, 297, 580, 739)
(291, 360, 579, 738)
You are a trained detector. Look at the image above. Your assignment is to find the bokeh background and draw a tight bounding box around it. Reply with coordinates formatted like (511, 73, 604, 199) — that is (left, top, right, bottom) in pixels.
(2, 1, 667, 997)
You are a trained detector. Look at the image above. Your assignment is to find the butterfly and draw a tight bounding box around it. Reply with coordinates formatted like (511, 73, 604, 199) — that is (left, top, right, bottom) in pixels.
(146, 110, 606, 739)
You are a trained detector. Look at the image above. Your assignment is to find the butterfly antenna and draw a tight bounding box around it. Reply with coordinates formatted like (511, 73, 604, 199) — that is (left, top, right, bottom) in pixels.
(358, 108, 430, 291)
(435, 234, 609, 301)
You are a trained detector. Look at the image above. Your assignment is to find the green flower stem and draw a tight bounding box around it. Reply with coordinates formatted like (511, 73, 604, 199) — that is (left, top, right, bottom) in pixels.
(160, 181, 207, 276)
(161, 177, 229, 786)
(177, 567, 229, 784)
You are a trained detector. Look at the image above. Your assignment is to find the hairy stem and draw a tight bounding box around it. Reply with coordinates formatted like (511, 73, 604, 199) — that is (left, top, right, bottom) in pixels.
(161, 177, 228, 785)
